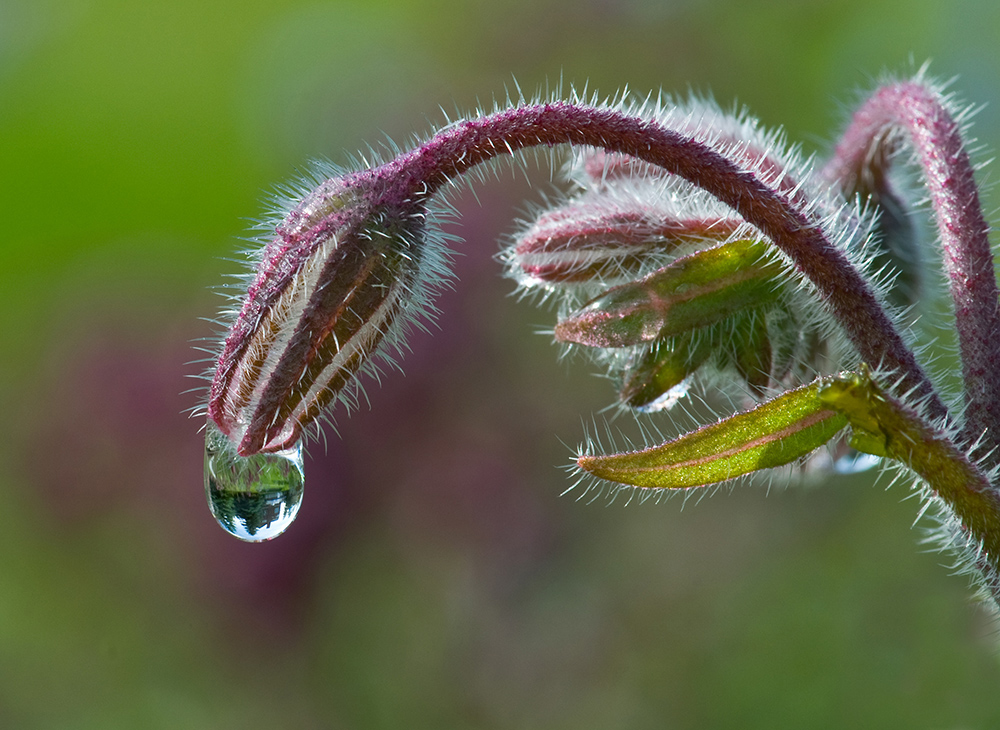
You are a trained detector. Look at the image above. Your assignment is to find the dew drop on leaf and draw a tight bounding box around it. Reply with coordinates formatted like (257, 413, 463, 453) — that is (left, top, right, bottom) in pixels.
(203, 420, 305, 542)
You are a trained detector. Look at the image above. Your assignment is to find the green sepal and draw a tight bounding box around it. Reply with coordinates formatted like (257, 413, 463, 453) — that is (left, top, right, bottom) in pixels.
(578, 377, 848, 489)
(817, 371, 889, 457)
(555, 239, 785, 348)
(619, 331, 714, 410)
(731, 310, 773, 396)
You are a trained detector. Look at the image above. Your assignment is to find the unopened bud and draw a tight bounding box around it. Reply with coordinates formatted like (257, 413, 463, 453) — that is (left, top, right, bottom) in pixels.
(865, 186, 921, 310)
(829, 136, 921, 311)
(730, 311, 773, 397)
(555, 239, 786, 348)
(619, 331, 713, 411)
(208, 170, 434, 456)
(509, 197, 742, 286)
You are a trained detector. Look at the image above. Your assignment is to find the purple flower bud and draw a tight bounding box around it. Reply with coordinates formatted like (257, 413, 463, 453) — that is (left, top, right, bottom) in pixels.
(207, 167, 446, 457)
(510, 197, 743, 286)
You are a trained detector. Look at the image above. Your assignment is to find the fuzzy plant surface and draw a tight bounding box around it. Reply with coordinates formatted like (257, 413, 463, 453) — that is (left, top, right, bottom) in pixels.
(197, 67, 1000, 609)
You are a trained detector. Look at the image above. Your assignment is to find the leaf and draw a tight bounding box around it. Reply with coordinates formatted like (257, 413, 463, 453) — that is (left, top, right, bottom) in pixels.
(555, 238, 785, 348)
(578, 378, 847, 489)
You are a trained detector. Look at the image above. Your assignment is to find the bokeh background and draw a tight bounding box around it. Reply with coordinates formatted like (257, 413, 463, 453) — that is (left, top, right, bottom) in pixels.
(3, 0, 1000, 727)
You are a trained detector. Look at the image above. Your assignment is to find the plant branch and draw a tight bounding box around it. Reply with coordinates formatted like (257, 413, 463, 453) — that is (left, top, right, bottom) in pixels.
(821, 369, 1000, 603)
(822, 80, 1000, 461)
(369, 100, 950, 424)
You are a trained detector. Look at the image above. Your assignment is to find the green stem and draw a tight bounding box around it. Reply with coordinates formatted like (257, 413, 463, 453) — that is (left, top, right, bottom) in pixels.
(822, 369, 1000, 600)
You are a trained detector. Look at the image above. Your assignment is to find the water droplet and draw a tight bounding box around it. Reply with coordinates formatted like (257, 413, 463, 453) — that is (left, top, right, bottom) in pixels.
(834, 450, 881, 475)
(634, 380, 691, 413)
(204, 420, 305, 542)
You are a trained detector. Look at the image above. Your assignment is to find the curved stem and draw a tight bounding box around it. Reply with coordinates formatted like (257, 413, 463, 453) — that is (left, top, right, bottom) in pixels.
(823, 369, 1000, 603)
(823, 80, 999, 460)
(371, 100, 950, 424)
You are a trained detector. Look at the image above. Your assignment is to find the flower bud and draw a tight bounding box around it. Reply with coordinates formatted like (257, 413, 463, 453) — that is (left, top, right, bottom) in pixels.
(509, 197, 743, 287)
(618, 331, 713, 411)
(208, 169, 439, 456)
(555, 239, 786, 348)
(857, 182, 921, 310)
(827, 130, 922, 311)
(730, 311, 773, 397)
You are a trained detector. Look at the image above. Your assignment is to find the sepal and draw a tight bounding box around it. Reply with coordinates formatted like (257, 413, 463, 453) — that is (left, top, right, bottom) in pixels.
(577, 377, 849, 490)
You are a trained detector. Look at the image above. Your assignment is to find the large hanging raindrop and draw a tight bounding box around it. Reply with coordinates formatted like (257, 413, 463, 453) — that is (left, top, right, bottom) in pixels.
(203, 421, 305, 542)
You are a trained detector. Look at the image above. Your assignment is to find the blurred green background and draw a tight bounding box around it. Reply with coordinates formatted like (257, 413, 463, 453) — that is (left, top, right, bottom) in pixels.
(3, 0, 1000, 727)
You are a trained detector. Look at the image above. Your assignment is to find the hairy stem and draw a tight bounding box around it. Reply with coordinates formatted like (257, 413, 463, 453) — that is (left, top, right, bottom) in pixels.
(823, 80, 999, 461)
(823, 370, 1000, 603)
(369, 100, 949, 423)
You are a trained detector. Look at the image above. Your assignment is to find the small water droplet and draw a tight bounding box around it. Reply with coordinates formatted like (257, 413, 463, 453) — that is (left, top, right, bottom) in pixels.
(834, 450, 881, 475)
(204, 420, 305, 542)
(635, 380, 691, 413)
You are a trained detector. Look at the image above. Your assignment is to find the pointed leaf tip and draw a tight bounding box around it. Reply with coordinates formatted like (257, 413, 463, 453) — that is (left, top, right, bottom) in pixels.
(577, 378, 848, 489)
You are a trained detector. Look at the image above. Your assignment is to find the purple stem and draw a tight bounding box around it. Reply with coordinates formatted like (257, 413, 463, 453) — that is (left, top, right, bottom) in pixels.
(376, 101, 949, 423)
(822, 81, 999, 457)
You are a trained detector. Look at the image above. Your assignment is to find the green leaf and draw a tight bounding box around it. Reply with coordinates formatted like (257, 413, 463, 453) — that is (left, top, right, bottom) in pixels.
(578, 378, 848, 489)
(555, 238, 785, 348)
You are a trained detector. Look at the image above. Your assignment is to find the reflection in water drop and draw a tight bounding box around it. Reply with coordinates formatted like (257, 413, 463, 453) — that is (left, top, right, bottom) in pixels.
(204, 420, 305, 542)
